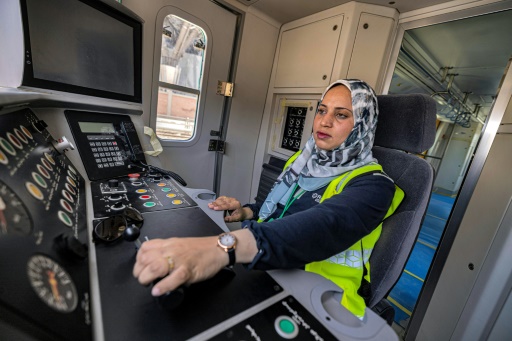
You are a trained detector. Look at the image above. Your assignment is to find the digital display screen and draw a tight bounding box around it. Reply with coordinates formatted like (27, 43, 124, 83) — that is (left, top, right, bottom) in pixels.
(21, 0, 142, 102)
(78, 122, 115, 134)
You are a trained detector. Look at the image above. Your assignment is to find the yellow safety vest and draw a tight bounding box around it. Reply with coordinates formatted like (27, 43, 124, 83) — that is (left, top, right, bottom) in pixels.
(282, 152, 404, 318)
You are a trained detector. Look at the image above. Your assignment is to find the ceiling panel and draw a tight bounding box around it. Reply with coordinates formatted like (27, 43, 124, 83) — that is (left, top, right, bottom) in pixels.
(235, 0, 453, 24)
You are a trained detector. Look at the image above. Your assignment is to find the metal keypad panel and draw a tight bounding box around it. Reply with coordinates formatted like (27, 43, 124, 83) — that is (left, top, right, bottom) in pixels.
(87, 135, 125, 169)
(281, 106, 307, 152)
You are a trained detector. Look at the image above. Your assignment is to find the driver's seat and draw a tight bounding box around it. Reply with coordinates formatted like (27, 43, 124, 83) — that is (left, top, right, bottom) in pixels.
(368, 94, 437, 324)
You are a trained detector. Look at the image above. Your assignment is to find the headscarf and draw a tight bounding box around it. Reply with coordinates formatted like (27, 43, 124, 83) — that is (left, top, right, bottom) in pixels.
(258, 79, 379, 221)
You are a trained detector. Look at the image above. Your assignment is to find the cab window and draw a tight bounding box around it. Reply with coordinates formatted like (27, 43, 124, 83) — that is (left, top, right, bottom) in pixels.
(156, 15, 206, 141)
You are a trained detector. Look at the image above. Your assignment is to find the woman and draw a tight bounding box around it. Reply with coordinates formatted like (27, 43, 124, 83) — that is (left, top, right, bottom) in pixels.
(133, 79, 400, 318)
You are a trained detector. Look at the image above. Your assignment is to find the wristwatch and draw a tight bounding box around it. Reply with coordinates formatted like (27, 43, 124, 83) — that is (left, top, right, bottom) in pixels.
(217, 232, 237, 267)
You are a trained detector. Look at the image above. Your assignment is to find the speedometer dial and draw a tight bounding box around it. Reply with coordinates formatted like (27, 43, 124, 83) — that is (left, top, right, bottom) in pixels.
(27, 255, 78, 313)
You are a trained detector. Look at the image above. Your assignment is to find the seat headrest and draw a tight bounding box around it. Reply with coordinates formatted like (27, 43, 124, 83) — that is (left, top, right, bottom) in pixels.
(374, 94, 437, 154)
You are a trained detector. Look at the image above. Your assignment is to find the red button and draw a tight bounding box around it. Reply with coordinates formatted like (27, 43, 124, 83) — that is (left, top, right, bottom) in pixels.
(128, 173, 141, 179)
(139, 195, 151, 200)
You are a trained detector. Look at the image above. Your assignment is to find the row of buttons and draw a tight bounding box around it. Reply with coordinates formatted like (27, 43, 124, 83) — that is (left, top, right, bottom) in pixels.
(0, 121, 81, 228)
(91, 147, 119, 152)
(89, 141, 118, 147)
(93, 151, 122, 158)
(131, 182, 184, 208)
(24, 156, 79, 227)
(0, 125, 34, 165)
(108, 179, 184, 211)
(97, 162, 124, 168)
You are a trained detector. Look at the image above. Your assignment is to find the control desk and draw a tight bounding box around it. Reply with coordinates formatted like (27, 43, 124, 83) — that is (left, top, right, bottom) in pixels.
(0, 107, 397, 340)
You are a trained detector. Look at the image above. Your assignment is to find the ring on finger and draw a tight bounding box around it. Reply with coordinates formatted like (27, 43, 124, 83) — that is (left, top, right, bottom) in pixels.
(166, 256, 175, 274)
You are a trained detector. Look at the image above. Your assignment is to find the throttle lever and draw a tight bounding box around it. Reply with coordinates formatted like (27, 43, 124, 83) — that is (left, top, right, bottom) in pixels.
(123, 229, 186, 309)
(123, 224, 142, 249)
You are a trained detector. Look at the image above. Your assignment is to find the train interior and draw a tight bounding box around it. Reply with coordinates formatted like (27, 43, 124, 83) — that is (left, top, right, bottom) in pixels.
(0, 0, 512, 340)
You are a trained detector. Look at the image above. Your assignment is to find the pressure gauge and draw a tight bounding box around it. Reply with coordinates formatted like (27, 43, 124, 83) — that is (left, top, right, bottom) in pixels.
(0, 181, 33, 236)
(26, 255, 78, 313)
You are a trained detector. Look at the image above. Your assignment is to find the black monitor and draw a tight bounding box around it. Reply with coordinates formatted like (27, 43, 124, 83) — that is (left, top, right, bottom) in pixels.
(19, 0, 142, 103)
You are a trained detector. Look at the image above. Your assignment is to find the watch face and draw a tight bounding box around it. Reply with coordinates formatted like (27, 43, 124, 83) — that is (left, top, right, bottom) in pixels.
(219, 233, 236, 248)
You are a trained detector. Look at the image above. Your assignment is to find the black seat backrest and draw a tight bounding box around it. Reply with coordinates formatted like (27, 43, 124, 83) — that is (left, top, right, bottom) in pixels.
(368, 94, 437, 308)
(255, 162, 283, 203)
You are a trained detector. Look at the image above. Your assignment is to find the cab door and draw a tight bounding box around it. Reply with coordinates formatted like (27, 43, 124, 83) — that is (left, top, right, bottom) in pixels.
(125, 0, 238, 191)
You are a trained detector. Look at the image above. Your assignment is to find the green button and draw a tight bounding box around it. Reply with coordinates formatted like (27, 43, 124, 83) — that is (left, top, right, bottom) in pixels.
(58, 211, 73, 227)
(275, 316, 298, 339)
(279, 319, 295, 334)
(144, 202, 156, 208)
(0, 138, 15, 155)
(33, 172, 47, 188)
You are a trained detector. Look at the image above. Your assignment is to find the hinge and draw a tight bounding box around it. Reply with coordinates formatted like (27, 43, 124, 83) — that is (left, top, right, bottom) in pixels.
(216, 81, 234, 97)
(208, 139, 225, 153)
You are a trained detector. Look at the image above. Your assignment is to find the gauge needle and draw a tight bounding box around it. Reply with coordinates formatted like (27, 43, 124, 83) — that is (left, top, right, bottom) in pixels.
(0, 211, 6, 234)
(0, 197, 6, 234)
(47, 270, 61, 301)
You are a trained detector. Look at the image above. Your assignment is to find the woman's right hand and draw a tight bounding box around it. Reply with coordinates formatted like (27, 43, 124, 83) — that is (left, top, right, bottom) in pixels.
(207, 196, 252, 222)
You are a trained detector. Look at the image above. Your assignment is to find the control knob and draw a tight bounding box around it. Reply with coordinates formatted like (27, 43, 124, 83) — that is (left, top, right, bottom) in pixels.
(54, 233, 88, 260)
(111, 201, 126, 211)
(108, 179, 119, 189)
(128, 173, 141, 182)
(32, 119, 48, 133)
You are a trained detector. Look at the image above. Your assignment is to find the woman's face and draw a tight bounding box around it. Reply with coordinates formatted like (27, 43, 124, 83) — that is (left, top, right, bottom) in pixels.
(313, 85, 354, 151)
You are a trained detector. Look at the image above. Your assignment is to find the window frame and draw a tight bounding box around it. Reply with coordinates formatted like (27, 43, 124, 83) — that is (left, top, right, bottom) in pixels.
(150, 7, 212, 147)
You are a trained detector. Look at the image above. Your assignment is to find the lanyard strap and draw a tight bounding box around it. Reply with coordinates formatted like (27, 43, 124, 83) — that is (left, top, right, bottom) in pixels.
(278, 183, 305, 219)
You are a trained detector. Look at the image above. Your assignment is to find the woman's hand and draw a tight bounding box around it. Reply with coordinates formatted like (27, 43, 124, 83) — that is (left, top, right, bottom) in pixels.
(132, 230, 259, 296)
(133, 237, 227, 296)
(208, 196, 253, 222)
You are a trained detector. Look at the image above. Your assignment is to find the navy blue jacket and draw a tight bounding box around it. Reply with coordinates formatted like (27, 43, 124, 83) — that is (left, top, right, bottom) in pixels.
(243, 172, 395, 270)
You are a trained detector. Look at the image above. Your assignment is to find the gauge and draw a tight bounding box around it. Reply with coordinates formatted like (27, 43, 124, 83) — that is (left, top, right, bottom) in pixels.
(27, 254, 78, 313)
(0, 181, 33, 236)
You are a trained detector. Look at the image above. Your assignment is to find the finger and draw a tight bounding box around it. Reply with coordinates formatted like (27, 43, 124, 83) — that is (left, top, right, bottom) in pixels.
(134, 254, 170, 285)
(151, 266, 191, 296)
(224, 212, 240, 222)
(209, 198, 227, 210)
(136, 238, 166, 254)
(133, 242, 167, 278)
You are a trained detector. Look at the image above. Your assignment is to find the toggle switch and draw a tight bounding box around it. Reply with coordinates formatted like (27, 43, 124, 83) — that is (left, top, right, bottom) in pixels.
(52, 136, 75, 154)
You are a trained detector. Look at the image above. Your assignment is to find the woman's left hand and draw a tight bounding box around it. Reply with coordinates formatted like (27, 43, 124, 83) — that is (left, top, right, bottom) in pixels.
(133, 237, 228, 296)
(208, 196, 253, 222)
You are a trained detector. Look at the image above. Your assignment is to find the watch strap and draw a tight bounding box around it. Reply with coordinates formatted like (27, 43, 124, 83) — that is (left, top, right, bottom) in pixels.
(226, 248, 236, 267)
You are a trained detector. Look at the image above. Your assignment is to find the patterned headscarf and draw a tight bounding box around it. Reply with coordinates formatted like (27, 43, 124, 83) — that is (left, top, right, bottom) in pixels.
(258, 79, 379, 221)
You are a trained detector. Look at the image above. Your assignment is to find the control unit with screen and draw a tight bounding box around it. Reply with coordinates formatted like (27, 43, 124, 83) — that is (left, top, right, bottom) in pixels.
(65, 110, 146, 181)
(19, 0, 142, 103)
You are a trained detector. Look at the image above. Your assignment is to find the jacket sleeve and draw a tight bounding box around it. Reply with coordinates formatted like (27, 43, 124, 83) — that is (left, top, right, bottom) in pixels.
(244, 173, 396, 270)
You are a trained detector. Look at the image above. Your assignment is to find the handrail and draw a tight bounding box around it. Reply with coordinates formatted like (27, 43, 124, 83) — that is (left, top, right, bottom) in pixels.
(430, 90, 485, 126)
